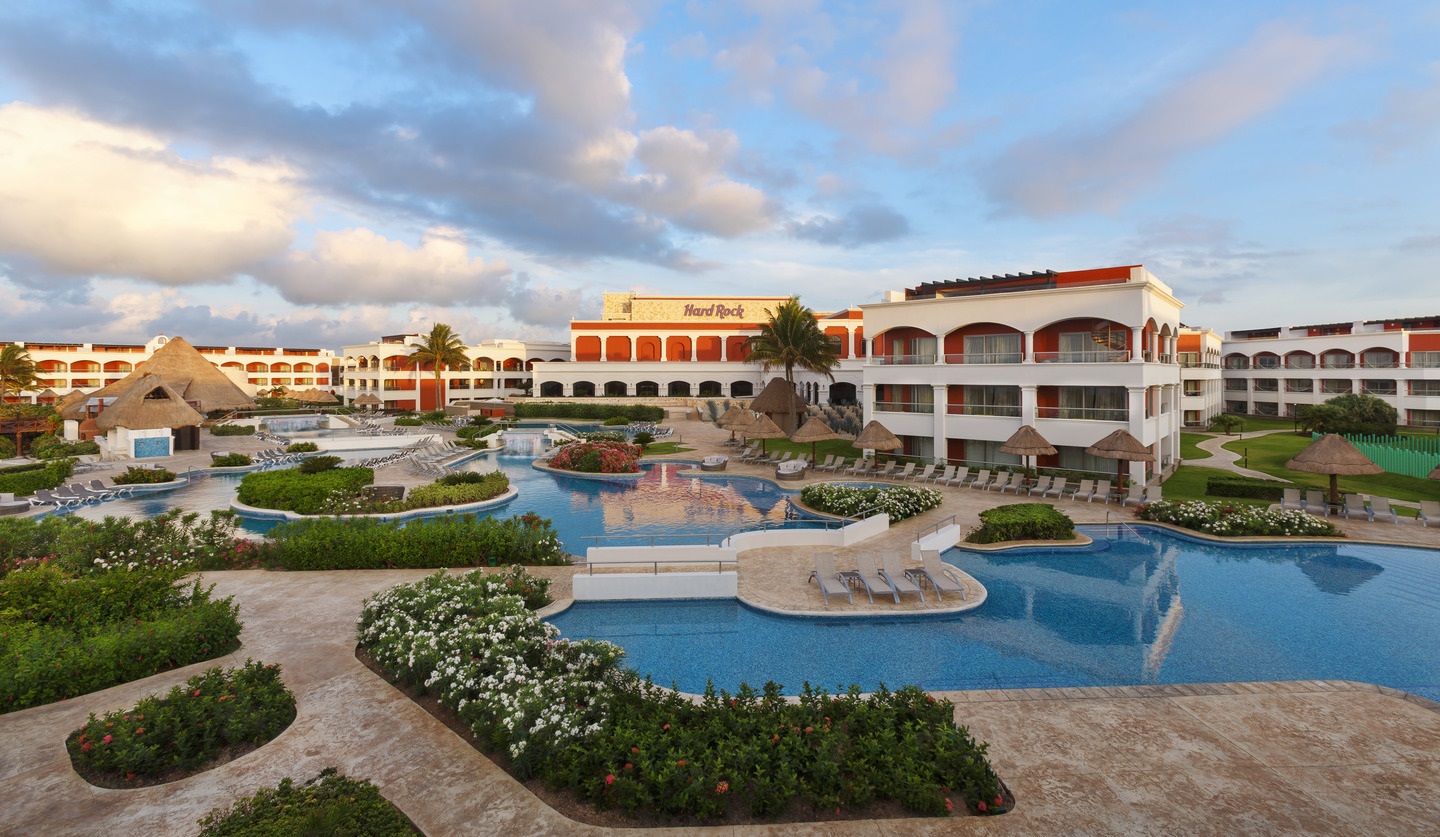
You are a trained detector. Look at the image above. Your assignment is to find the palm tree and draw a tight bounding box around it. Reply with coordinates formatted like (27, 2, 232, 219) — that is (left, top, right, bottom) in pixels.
(409, 324, 469, 411)
(0, 344, 39, 419)
(742, 297, 840, 433)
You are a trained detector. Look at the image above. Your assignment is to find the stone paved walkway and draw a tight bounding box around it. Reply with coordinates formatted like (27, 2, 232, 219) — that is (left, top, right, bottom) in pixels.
(1188, 429, 1291, 480)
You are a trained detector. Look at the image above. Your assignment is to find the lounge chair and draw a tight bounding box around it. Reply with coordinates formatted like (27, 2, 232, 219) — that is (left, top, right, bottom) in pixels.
(844, 458, 873, 476)
(942, 466, 970, 488)
(1092, 479, 1112, 503)
(820, 457, 850, 474)
(1280, 488, 1303, 511)
(854, 552, 899, 604)
(889, 463, 915, 481)
(1304, 490, 1330, 517)
(765, 451, 794, 466)
(918, 549, 967, 601)
(1065, 479, 1094, 502)
(53, 485, 96, 505)
(909, 464, 935, 483)
(1026, 475, 1053, 496)
(927, 465, 956, 486)
(1120, 483, 1146, 507)
(1420, 501, 1439, 527)
(68, 483, 112, 501)
(1368, 496, 1398, 524)
(879, 553, 925, 602)
(31, 489, 80, 509)
(1043, 477, 1068, 499)
(814, 455, 838, 472)
(968, 469, 994, 490)
(810, 554, 853, 606)
(1146, 484, 1162, 504)
(993, 471, 1024, 493)
(870, 462, 898, 480)
(1342, 494, 1371, 522)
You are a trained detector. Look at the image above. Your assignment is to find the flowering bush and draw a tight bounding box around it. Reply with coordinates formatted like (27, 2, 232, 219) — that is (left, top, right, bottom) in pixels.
(1, 511, 260, 577)
(799, 483, 943, 522)
(209, 453, 253, 467)
(548, 440, 641, 474)
(236, 466, 373, 514)
(358, 570, 1008, 821)
(966, 504, 1076, 543)
(67, 660, 295, 784)
(265, 513, 569, 570)
(113, 466, 177, 485)
(197, 768, 417, 836)
(1138, 500, 1342, 537)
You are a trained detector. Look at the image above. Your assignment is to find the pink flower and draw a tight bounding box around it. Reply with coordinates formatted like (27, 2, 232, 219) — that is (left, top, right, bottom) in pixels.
(978, 801, 987, 812)
(945, 798, 953, 812)
(102, 735, 112, 745)
(604, 774, 615, 785)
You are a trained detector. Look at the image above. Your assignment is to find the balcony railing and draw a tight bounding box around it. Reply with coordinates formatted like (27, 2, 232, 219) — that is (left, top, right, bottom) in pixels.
(1361, 384, 1398, 396)
(874, 401, 935, 414)
(1320, 361, 1355, 369)
(1284, 360, 1315, 369)
(870, 354, 938, 365)
(1034, 350, 1129, 363)
(1253, 359, 1281, 369)
(1359, 360, 1399, 369)
(946, 404, 1022, 417)
(1223, 361, 1250, 370)
(942, 352, 1022, 365)
(1253, 383, 1279, 393)
(1036, 406, 1128, 422)
(1178, 360, 1220, 368)
(1285, 382, 1314, 393)
(1320, 382, 1352, 394)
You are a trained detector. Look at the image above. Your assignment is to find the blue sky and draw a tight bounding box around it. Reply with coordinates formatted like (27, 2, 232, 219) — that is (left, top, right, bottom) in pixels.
(0, 0, 1436, 349)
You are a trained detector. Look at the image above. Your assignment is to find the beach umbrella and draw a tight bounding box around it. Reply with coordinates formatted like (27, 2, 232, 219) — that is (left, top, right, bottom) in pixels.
(1085, 429, 1154, 493)
(854, 419, 903, 462)
(717, 405, 754, 443)
(789, 416, 838, 462)
(1285, 433, 1382, 505)
(748, 377, 808, 433)
(744, 413, 787, 456)
(1000, 424, 1056, 475)
(355, 393, 383, 410)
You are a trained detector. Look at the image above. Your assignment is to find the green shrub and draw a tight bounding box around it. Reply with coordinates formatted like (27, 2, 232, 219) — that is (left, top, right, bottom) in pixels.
(358, 570, 1006, 820)
(265, 513, 568, 570)
(27, 435, 100, 459)
(113, 466, 176, 485)
(1205, 475, 1295, 501)
(1138, 501, 1342, 537)
(603, 415, 630, 426)
(298, 455, 342, 474)
(514, 402, 665, 422)
(236, 466, 372, 515)
(197, 768, 418, 836)
(0, 437, 13, 459)
(67, 660, 296, 783)
(0, 511, 260, 577)
(420, 410, 448, 422)
(0, 459, 73, 496)
(0, 461, 47, 476)
(399, 479, 509, 510)
(0, 565, 242, 712)
(633, 431, 655, 448)
(394, 417, 423, 426)
(284, 441, 318, 453)
(456, 424, 502, 441)
(965, 504, 1076, 544)
(799, 483, 943, 522)
(209, 453, 253, 467)
(209, 424, 256, 437)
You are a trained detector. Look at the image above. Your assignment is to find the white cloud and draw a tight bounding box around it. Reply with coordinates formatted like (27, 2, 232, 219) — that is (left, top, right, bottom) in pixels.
(259, 227, 513, 305)
(0, 102, 303, 284)
(619, 126, 772, 236)
(981, 21, 1363, 216)
(1338, 61, 1440, 159)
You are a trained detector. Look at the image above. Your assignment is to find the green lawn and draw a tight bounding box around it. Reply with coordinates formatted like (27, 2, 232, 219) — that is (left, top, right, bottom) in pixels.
(737, 437, 867, 463)
(1180, 432, 1213, 461)
(638, 442, 694, 456)
(1158, 466, 1272, 508)
(1220, 433, 1439, 507)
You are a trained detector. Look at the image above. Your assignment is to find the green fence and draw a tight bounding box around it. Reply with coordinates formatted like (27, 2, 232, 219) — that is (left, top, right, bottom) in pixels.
(1315, 433, 1440, 479)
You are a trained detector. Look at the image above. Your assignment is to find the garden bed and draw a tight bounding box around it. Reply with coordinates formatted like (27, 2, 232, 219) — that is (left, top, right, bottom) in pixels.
(197, 767, 419, 835)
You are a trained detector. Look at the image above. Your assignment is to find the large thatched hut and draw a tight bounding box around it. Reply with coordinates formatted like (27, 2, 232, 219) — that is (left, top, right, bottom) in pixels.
(91, 374, 204, 459)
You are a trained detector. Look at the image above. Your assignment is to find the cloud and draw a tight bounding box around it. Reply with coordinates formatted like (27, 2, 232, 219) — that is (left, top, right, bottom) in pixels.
(623, 127, 773, 236)
(1122, 214, 1293, 313)
(504, 275, 601, 328)
(788, 205, 910, 248)
(0, 103, 302, 285)
(1337, 61, 1440, 159)
(256, 227, 512, 305)
(981, 21, 1361, 217)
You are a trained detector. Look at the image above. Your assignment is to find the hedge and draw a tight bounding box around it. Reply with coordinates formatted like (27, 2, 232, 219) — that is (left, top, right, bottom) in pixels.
(0, 459, 74, 497)
(209, 424, 257, 436)
(1205, 475, 1295, 501)
(514, 402, 665, 422)
(263, 513, 569, 570)
(236, 467, 373, 515)
(28, 434, 100, 460)
(210, 453, 253, 467)
(965, 504, 1076, 544)
(197, 768, 418, 836)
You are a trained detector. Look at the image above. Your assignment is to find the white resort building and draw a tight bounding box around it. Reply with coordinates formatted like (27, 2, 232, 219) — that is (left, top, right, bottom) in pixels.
(1178, 326, 1224, 429)
(339, 335, 570, 412)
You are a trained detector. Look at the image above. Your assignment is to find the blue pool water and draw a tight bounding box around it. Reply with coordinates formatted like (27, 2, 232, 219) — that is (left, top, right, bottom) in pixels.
(548, 526, 1440, 701)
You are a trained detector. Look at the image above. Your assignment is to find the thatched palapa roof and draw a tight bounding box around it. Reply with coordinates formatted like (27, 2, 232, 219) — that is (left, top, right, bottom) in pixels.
(854, 420, 902, 451)
(1085, 429, 1153, 461)
(1000, 425, 1056, 457)
(61, 336, 255, 420)
(93, 374, 204, 431)
(748, 378, 807, 415)
(1285, 434, 1383, 476)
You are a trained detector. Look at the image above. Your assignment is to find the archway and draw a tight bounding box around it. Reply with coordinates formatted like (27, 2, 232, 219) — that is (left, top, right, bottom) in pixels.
(828, 382, 857, 405)
(573, 381, 596, 397)
(539, 382, 564, 397)
(604, 381, 628, 397)
(731, 381, 754, 397)
(668, 381, 691, 397)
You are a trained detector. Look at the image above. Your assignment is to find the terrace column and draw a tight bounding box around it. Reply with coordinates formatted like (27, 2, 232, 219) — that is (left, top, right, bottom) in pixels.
(862, 383, 874, 425)
(1023, 331, 1035, 363)
(1131, 327, 1144, 362)
(691, 334, 701, 361)
(1020, 385, 1037, 424)
(599, 336, 607, 362)
(932, 384, 946, 458)
(720, 337, 728, 362)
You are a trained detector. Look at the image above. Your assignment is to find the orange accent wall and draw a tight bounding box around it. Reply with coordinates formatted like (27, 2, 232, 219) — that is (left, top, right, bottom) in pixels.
(853, 327, 865, 357)
(947, 438, 966, 462)
(605, 336, 631, 361)
(419, 378, 441, 411)
(1054, 265, 1135, 286)
(947, 385, 965, 411)
(1036, 387, 1060, 410)
(665, 336, 691, 361)
(1177, 333, 1201, 353)
(1409, 333, 1440, 351)
(636, 336, 661, 361)
(726, 336, 750, 361)
(697, 336, 722, 361)
(824, 326, 851, 358)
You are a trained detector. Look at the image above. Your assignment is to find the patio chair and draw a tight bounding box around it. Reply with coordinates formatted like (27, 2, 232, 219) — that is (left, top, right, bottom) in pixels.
(880, 552, 925, 602)
(1419, 501, 1439, 527)
(927, 464, 955, 485)
(968, 469, 993, 490)
(918, 549, 967, 601)
(871, 462, 898, 480)
(1027, 475, 1053, 497)
(89, 479, 134, 498)
(845, 458, 874, 476)
(942, 466, 970, 488)
(814, 455, 838, 472)
(68, 483, 112, 501)
(821, 457, 850, 474)
(31, 489, 80, 509)
(1065, 479, 1094, 502)
(991, 472, 1022, 493)
(1092, 479, 1112, 503)
(854, 552, 899, 604)
(53, 485, 97, 505)
(765, 451, 794, 466)
(1304, 490, 1330, 517)
(1368, 496, 1398, 524)
(1280, 488, 1303, 511)
(909, 464, 935, 483)
(1146, 484, 1163, 504)
(1120, 483, 1146, 507)
(1044, 477, 1068, 499)
(889, 463, 915, 481)
(810, 554, 852, 606)
(1342, 494, 1371, 522)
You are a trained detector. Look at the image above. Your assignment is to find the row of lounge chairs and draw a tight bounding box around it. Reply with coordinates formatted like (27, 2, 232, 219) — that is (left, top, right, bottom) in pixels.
(807, 458, 1161, 505)
(29, 480, 136, 508)
(253, 447, 307, 465)
(1279, 489, 1437, 525)
(810, 549, 967, 606)
(354, 419, 408, 437)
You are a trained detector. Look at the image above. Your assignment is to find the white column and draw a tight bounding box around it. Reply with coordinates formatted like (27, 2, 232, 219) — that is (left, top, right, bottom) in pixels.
(599, 336, 607, 362)
(862, 383, 875, 426)
(1024, 331, 1035, 363)
(932, 384, 946, 460)
(1128, 386, 1148, 485)
(1131, 328, 1144, 362)
(846, 327, 857, 360)
(691, 335, 700, 362)
(1021, 385, 1037, 424)
(720, 336, 728, 362)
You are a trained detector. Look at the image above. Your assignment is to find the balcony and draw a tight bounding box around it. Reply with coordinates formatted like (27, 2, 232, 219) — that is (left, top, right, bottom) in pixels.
(1036, 406, 1128, 422)
(1179, 360, 1220, 369)
(874, 401, 934, 414)
(870, 354, 937, 366)
(1033, 350, 1129, 363)
(946, 404, 1022, 417)
(942, 352, 1022, 365)
(1361, 382, 1398, 396)
(1285, 381, 1314, 393)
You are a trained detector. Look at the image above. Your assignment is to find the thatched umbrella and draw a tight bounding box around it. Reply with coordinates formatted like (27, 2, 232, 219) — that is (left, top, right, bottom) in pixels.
(1085, 429, 1153, 494)
(854, 419, 903, 462)
(355, 393, 383, 410)
(744, 413, 788, 456)
(308, 389, 340, 404)
(717, 405, 754, 443)
(1000, 424, 1055, 475)
(1286, 433, 1383, 505)
(749, 378, 808, 433)
(789, 416, 838, 462)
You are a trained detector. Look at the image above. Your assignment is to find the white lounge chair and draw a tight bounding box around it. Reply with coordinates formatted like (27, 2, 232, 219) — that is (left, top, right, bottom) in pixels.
(908, 464, 935, 483)
(1419, 501, 1439, 527)
(1065, 479, 1094, 502)
(1304, 490, 1330, 517)
(1092, 479, 1112, 504)
(811, 554, 852, 606)
(918, 549, 967, 601)
(1342, 494, 1370, 522)
(888, 463, 915, 481)
(942, 466, 970, 488)
(927, 465, 955, 486)
(1043, 477, 1068, 499)
(854, 553, 899, 604)
(1026, 475, 1052, 496)
(968, 469, 994, 490)
(1280, 488, 1303, 511)
(870, 462, 898, 480)
(1120, 483, 1146, 507)
(1368, 496, 1398, 524)
(880, 553, 925, 602)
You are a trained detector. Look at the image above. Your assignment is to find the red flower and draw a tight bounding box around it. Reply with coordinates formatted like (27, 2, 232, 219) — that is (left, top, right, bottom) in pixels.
(978, 801, 988, 812)
(945, 798, 954, 812)
(135, 728, 144, 735)
(80, 742, 92, 753)
(624, 763, 632, 770)
(716, 781, 730, 795)
(677, 759, 686, 767)
(662, 723, 670, 730)
(631, 746, 639, 754)
(102, 735, 112, 745)
(605, 774, 615, 785)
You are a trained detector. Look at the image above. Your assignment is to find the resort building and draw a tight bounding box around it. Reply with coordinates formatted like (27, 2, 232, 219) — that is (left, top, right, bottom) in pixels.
(1219, 317, 1440, 428)
(530, 292, 866, 404)
(7, 334, 336, 403)
(859, 265, 1184, 485)
(1178, 326, 1224, 428)
(339, 335, 570, 412)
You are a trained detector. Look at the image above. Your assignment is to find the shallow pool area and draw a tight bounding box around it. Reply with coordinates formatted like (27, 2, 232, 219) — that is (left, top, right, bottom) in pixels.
(548, 526, 1440, 701)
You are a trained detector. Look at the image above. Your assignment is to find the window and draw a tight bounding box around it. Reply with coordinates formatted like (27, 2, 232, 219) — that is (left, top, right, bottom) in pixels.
(1253, 355, 1280, 369)
(1361, 350, 1397, 369)
(1321, 352, 1352, 369)
(1361, 380, 1397, 396)
(1224, 379, 1248, 392)
(1285, 379, 1313, 393)
(963, 439, 1021, 468)
(1255, 402, 1279, 416)
(1320, 379, 1352, 394)
(1253, 379, 1278, 393)
(1223, 356, 1249, 369)
(1225, 400, 1248, 413)
(1049, 387, 1126, 421)
(957, 385, 1021, 416)
(1408, 409, 1440, 427)
(1183, 381, 1202, 396)
(1178, 352, 1200, 367)
(1055, 331, 1126, 362)
(1285, 354, 1315, 369)
(1411, 351, 1440, 369)
(962, 333, 1021, 364)
(1410, 380, 1440, 397)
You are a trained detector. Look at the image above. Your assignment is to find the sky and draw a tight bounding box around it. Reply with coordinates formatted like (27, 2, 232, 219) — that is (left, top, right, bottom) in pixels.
(0, 1, 1437, 350)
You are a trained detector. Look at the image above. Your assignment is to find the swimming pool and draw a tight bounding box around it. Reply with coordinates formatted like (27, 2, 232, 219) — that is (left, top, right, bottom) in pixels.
(547, 526, 1440, 701)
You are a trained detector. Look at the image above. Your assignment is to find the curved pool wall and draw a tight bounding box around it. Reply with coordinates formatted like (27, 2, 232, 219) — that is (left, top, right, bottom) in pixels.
(548, 525, 1440, 701)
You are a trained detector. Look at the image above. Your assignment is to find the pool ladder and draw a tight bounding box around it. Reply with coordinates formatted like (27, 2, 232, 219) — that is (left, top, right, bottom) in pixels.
(1104, 511, 1140, 541)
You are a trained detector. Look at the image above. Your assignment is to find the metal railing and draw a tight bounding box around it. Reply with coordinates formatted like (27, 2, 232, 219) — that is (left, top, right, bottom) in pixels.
(943, 352, 1022, 365)
(1033, 350, 1129, 363)
(913, 514, 957, 542)
(869, 354, 938, 365)
(1036, 406, 1128, 422)
(578, 533, 730, 547)
(583, 557, 739, 575)
(873, 401, 935, 414)
(946, 404, 1022, 417)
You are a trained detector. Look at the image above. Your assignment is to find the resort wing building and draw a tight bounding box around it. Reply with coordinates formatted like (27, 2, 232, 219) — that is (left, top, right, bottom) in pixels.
(1178, 327, 1224, 428)
(860, 265, 1184, 485)
(531, 293, 866, 404)
(1219, 317, 1440, 427)
(340, 335, 570, 411)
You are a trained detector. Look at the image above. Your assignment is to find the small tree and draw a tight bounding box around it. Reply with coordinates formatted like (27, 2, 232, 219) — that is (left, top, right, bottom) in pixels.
(409, 324, 469, 411)
(0, 344, 40, 419)
(1211, 415, 1243, 436)
(1297, 394, 1397, 436)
